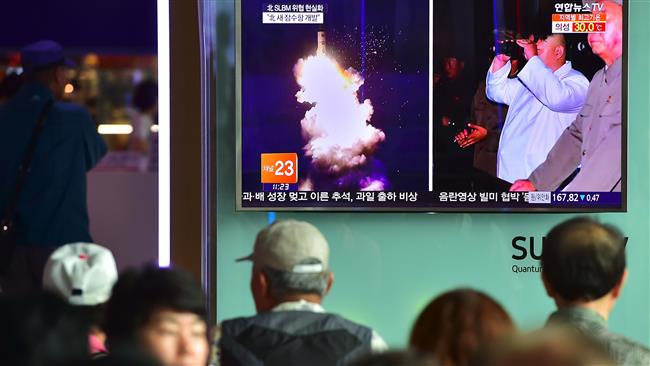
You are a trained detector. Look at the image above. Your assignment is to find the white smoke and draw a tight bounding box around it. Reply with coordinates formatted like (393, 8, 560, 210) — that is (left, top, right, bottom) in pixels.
(294, 54, 385, 174)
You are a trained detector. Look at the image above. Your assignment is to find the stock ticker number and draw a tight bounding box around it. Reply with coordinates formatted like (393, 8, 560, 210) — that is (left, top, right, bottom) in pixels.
(552, 193, 601, 203)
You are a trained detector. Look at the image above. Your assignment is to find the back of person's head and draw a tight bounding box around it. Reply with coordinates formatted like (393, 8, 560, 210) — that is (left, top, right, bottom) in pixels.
(542, 217, 626, 302)
(0, 291, 88, 366)
(103, 265, 209, 366)
(237, 220, 333, 311)
(409, 289, 515, 366)
(43, 243, 118, 330)
(353, 351, 439, 366)
(478, 326, 614, 366)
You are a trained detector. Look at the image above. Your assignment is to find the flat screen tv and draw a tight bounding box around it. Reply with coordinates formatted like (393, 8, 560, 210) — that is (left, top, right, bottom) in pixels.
(236, 0, 626, 211)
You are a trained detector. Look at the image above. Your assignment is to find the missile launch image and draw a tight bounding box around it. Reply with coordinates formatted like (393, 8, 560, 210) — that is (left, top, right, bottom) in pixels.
(294, 26, 388, 191)
(240, 0, 430, 193)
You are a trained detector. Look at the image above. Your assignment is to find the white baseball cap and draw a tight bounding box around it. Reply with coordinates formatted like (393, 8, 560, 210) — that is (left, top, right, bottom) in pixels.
(43, 242, 118, 306)
(236, 220, 330, 274)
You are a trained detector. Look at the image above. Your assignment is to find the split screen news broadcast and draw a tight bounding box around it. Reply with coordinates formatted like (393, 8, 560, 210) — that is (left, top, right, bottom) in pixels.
(237, 0, 626, 211)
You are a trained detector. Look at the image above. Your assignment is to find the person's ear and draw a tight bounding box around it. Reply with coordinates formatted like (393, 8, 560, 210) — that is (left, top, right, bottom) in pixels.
(555, 45, 565, 60)
(251, 268, 274, 312)
(251, 268, 270, 298)
(611, 268, 628, 300)
(322, 272, 334, 297)
(259, 269, 271, 297)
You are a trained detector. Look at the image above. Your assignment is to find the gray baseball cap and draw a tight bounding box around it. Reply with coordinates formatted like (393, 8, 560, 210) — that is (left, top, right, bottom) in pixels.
(236, 220, 330, 274)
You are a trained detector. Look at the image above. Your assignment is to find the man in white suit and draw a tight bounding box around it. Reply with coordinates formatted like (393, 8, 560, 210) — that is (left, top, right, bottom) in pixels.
(487, 33, 589, 183)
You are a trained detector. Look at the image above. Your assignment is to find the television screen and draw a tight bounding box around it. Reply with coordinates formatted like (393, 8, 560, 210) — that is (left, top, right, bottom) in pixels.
(237, 0, 626, 211)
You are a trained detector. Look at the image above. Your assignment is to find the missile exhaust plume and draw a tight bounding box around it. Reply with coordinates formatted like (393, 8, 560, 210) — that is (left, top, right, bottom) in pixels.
(294, 55, 385, 173)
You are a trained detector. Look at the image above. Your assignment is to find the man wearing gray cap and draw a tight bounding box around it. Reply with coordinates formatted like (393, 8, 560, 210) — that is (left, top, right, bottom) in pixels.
(213, 219, 387, 366)
(0, 40, 107, 293)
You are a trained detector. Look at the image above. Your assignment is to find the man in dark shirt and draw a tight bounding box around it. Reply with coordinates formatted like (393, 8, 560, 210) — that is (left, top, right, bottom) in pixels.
(0, 40, 107, 293)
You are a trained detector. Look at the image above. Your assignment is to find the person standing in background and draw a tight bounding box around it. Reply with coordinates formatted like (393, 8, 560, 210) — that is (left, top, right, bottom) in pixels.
(0, 40, 107, 293)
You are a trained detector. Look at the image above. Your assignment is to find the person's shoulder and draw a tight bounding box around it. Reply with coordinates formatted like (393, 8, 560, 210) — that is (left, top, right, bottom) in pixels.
(219, 314, 263, 328)
(52, 101, 90, 116)
(333, 314, 389, 352)
(51, 102, 94, 127)
(606, 332, 650, 361)
(325, 312, 379, 334)
(563, 64, 589, 82)
(591, 67, 606, 81)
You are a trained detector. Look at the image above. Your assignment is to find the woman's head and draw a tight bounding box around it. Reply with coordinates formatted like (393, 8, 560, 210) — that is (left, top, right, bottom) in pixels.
(409, 289, 515, 366)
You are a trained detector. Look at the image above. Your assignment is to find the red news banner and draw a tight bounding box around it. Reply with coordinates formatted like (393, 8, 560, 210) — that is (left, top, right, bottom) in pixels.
(552, 13, 606, 33)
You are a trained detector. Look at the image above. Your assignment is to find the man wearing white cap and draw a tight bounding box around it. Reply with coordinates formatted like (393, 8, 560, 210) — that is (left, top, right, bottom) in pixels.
(213, 220, 387, 366)
(43, 242, 118, 358)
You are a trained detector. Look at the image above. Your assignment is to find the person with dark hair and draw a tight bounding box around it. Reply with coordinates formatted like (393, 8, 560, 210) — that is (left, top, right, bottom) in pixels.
(103, 265, 210, 366)
(541, 216, 650, 365)
(213, 220, 387, 366)
(0, 40, 107, 293)
(42, 242, 119, 358)
(409, 289, 515, 366)
(0, 291, 89, 366)
(129, 79, 158, 156)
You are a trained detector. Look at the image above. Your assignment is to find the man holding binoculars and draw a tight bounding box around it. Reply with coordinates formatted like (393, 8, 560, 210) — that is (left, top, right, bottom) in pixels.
(482, 33, 589, 184)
